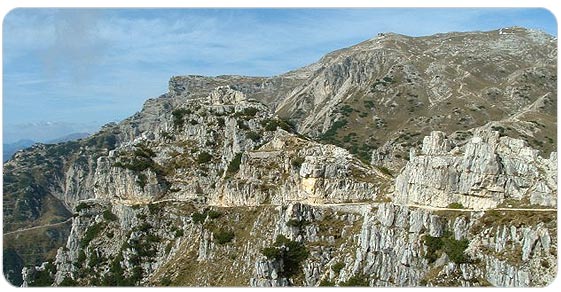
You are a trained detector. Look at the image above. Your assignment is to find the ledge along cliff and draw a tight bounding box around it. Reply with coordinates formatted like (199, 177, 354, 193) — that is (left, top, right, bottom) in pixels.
(3, 27, 557, 287)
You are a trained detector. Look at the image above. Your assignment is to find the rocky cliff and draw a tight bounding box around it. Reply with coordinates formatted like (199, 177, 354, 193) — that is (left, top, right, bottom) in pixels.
(3, 27, 556, 287)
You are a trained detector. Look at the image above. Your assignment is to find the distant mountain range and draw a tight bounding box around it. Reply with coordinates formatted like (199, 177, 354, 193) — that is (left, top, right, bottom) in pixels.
(3, 132, 90, 162)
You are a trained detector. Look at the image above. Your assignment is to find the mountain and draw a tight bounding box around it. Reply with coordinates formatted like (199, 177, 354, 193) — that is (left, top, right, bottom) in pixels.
(46, 133, 90, 144)
(3, 139, 35, 163)
(3, 133, 90, 163)
(3, 27, 557, 287)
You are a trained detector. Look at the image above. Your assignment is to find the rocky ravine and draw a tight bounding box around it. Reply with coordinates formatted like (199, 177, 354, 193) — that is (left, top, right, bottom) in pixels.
(3, 27, 557, 287)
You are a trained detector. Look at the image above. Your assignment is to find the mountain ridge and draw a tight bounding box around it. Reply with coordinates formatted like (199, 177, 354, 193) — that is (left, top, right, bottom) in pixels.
(3, 27, 557, 287)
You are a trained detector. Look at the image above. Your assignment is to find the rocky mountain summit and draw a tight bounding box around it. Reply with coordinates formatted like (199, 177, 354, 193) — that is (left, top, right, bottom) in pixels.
(3, 27, 557, 287)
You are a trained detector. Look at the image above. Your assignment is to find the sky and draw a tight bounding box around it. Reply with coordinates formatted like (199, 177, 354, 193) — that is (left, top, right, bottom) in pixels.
(2, 8, 557, 143)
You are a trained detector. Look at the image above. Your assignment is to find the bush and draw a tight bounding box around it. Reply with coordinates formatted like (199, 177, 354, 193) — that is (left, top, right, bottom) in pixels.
(197, 152, 213, 164)
(377, 166, 393, 177)
(192, 212, 206, 224)
(423, 235, 444, 263)
(214, 229, 235, 245)
(237, 120, 250, 130)
(447, 202, 465, 209)
(103, 209, 118, 221)
(172, 108, 191, 129)
(136, 173, 147, 188)
(443, 237, 470, 263)
(59, 277, 77, 286)
(226, 153, 243, 176)
(319, 279, 335, 286)
(208, 210, 222, 219)
(286, 219, 308, 228)
(291, 156, 305, 169)
(75, 202, 89, 213)
(332, 262, 345, 274)
(424, 232, 470, 264)
(261, 235, 309, 278)
(246, 131, 261, 142)
(80, 223, 104, 248)
(262, 247, 281, 260)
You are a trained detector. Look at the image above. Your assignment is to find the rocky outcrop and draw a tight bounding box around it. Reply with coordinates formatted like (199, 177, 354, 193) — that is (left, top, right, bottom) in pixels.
(395, 130, 557, 210)
(4, 27, 557, 288)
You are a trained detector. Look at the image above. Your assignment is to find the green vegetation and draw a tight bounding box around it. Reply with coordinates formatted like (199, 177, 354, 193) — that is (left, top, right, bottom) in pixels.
(290, 156, 305, 169)
(208, 210, 222, 219)
(286, 219, 309, 228)
(423, 231, 470, 264)
(172, 108, 191, 129)
(261, 235, 309, 278)
(234, 107, 259, 120)
(246, 131, 261, 142)
(28, 262, 56, 287)
(225, 153, 243, 177)
(332, 262, 345, 274)
(320, 119, 348, 143)
(137, 173, 147, 188)
(447, 202, 465, 209)
(377, 166, 393, 177)
(102, 209, 118, 221)
(237, 120, 250, 130)
(213, 229, 235, 245)
(80, 223, 104, 249)
(75, 202, 89, 213)
(261, 118, 295, 132)
(340, 275, 369, 286)
(59, 277, 77, 286)
(192, 212, 207, 224)
(319, 279, 336, 286)
(196, 152, 213, 164)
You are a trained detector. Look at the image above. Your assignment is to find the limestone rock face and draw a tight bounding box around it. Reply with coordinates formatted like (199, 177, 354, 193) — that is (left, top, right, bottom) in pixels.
(4, 27, 557, 288)
(395, 130, 557, 209)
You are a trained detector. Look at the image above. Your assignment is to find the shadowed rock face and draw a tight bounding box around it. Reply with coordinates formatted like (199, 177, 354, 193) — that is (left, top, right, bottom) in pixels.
(3, 27, 556, 287)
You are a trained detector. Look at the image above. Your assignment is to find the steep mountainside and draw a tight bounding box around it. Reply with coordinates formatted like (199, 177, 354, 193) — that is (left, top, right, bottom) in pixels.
(2, 27, 557, 287)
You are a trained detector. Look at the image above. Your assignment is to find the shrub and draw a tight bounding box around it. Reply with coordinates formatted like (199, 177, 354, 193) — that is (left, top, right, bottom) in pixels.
(214, 229, 235, 245)
(423, 235, 444, 263)
(332, 262, 345, 274)
(136, 173, 147, 188)
(59, 277, 77, 286)
(75, 202, 89, 213)
(443, 237, 470, 264)
(246, 131, 261, 142)
(80, 223, 104, 248)
(262, 119, 280, 131)
(291, 156, 305, 169)
(424, 232, 470, 264)
(172, 108, 191, 129)
(237, 120, 250, 130)
(197, 152, 213, 164)
(260, 235, 309, 278)
(447, 202, 465, 209)
(208, 210, 222, 219)
(377, 166, 393, 177)
(103, 209, 118, 221)
(286, 219, 308, 228)
(192, 212, 206, 224)
(226, 153, 243, 176)
(262, 247, 281, 260)
(319, 280, 335, 286)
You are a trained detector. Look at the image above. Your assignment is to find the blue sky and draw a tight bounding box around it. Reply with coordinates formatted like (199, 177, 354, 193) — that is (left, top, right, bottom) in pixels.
(2, 8, 557, 143)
